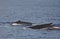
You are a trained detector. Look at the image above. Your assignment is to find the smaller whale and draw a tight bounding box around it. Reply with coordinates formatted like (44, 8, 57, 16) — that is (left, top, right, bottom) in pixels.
(11, 20, 33, 26)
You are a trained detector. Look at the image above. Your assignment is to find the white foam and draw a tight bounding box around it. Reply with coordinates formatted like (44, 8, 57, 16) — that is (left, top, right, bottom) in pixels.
(53, 26, 60, 28)
(12, 23, 22, 26)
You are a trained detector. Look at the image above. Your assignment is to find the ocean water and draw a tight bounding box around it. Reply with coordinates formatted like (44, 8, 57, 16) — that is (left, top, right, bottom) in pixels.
(0, 0, 60, 39)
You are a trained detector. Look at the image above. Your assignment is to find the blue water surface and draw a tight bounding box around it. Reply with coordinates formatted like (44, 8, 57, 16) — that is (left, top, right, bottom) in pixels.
(0, 0, 60, 39)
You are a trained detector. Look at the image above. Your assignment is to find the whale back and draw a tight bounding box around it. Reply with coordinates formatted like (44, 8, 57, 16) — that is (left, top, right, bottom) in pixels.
(28, 23, 53, 29)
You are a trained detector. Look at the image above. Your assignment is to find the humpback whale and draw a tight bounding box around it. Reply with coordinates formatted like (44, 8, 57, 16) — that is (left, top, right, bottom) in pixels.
(28, 23, 60, 30)
(11, 20, 33, 26)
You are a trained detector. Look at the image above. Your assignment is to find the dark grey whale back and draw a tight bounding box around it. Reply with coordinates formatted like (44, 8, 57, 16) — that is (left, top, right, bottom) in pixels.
(13, 20, 33, 26)
(28, 23, 53, 29)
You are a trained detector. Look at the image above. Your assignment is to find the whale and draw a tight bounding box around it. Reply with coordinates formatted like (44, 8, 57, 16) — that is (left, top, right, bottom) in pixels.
(11, 20, 33, 26)
(28, 23, 60, 30)
(28, 23, 52, 29)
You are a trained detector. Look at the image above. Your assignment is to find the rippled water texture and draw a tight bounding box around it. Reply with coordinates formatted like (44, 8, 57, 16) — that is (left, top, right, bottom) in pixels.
(0, 0, 60, 39)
